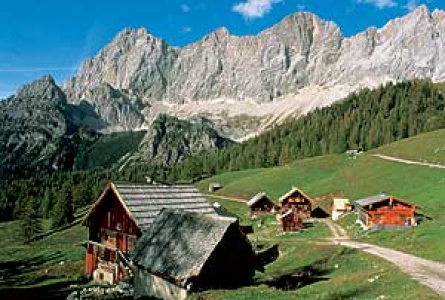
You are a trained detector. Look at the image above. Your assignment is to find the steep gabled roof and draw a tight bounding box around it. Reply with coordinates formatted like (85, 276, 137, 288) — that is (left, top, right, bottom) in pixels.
(247, 192, 275, 207)
(278, 187, 315, 204)
(130, 209, 240, 285)
(86, 182, 216, 231)
(355, 193, 419, 209)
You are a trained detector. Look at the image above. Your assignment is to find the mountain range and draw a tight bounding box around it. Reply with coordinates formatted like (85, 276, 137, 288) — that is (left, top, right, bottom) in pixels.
(64, 5, 445, 139)
(2, 5, 445, 177)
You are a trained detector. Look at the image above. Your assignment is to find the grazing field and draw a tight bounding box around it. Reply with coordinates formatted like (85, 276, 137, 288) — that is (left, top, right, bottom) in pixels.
(0, 218, 88, 299)
(193, 198, 440, 300)
(372, 128, 445, 165)
(199, 133, 445, 262)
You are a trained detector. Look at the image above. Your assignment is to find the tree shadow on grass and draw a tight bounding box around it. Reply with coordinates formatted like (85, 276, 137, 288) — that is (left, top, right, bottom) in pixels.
(0, 251, 64, 287)
(254, 258, 330, 291)
(255, 248, 358, 291)
(0, 279, 80, 300)
(0, 250, 82, 299)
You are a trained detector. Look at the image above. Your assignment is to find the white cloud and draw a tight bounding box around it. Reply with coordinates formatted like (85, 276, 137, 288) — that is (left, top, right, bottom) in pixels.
(232, 0, 282, 20)
(357, 0, 397, 9)
(180, 4, 191, 12)
(404, 0, 420, 11)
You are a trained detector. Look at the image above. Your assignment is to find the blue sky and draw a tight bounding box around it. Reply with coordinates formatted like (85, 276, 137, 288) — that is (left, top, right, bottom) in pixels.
(0, 0, 443, 98)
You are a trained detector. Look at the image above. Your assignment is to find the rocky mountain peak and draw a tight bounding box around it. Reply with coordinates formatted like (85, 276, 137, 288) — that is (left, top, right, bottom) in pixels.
(17, 75, 66, 104)
(207, 27, 231, 41)
(63, 7, 445, 138)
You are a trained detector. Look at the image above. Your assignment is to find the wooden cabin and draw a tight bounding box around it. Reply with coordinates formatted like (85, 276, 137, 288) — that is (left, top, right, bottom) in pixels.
(247, 192, 278, 216)
(279, 210, 303, 232)
(355, 193, 419, 230)
(278, 187, 315, 219)
(332, 198, 352, 221)
(84, 182, 216, 284)
(131, 209, 267, 300)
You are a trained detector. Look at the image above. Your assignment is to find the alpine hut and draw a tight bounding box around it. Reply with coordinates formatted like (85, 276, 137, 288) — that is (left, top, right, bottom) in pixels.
(83, 182, 216, 284)
(130, 209, 262, 300)
(355, 193, 419, 230)
(247, 192, 278, 216)
(278, 187, 315, 219)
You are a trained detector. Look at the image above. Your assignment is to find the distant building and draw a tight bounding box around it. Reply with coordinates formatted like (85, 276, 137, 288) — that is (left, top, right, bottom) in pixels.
(355, 193, 419, 230)
(278, 187, 315, 219)
(83, 182, 216, 284)
(247, 192, 278, 216)
(345, 149, 362, 156)
(332, 198, 352, 221)
(208, 183, 222, 193)
(131, 209, 266, 300)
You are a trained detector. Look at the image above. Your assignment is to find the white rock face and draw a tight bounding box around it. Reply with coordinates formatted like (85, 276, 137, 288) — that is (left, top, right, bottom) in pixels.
(63, 6, 445, 138)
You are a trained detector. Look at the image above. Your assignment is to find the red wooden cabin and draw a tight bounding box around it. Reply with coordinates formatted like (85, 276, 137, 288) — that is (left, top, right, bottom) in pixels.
(278, 187, 315, 219)
(84, 182, 216, 284)
(279, 210, 303, 232)
(355, 193, 419, 229)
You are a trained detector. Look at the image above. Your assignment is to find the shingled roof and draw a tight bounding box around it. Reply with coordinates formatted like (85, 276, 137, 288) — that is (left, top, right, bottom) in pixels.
(355, 193, 419, 208)
(87, 182, 216, 231)
(355, 193, 389, 207)
(130, 209, 239, 286)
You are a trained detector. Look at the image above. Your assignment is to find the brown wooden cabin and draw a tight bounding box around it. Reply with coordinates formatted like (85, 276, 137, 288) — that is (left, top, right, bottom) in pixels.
(247, 192, 278, 216)
(355, 193, 419, 230)
(279, 210, 303, 232)
(278, 187, 315, 219)
(131, 209, 274, 300)
(84, 182, 216, 284)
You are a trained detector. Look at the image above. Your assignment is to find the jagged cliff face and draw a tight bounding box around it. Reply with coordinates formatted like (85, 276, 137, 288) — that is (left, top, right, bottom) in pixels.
(64, 6, 445, 130)
(0, 76, 75, 176)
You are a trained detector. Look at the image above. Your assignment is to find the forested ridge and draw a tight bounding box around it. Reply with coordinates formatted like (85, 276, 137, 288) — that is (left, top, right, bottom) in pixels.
(170, 80, 445, 178)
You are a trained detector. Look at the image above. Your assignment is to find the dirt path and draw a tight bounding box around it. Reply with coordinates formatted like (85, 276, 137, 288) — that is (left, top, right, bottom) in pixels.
(322, 219, 445, 296)
(372, 154, 445, 169)
(320, 219, 349, 239)
(337, 240, 445, 296)
(203, 194, 247, 203)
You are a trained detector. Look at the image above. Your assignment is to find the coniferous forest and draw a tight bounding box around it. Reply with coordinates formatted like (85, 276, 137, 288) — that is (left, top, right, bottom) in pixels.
(2, 80, 445, 226)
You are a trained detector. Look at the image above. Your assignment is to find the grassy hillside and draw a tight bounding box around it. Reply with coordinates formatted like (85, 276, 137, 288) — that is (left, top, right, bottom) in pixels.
(199, 132, 445, 262)
(372, 128, 445, 165)
(0, 216, 88, 299)
(193, 198, 440, 300)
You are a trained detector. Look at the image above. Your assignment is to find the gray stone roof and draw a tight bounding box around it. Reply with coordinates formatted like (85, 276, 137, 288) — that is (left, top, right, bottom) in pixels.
(355, 193, 388, 207)
(130, 209, 238, 285)
(114, 182, 216, 231)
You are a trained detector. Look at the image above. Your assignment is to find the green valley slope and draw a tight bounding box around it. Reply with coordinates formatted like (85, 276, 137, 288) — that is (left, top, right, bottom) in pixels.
(198, 129, 445, 262)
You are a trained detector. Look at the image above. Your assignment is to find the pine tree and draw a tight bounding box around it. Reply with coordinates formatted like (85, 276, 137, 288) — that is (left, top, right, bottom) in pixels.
(52, 184, 75, 229)
(42, 189, 54, 219)
(20, 201, 42, 242)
